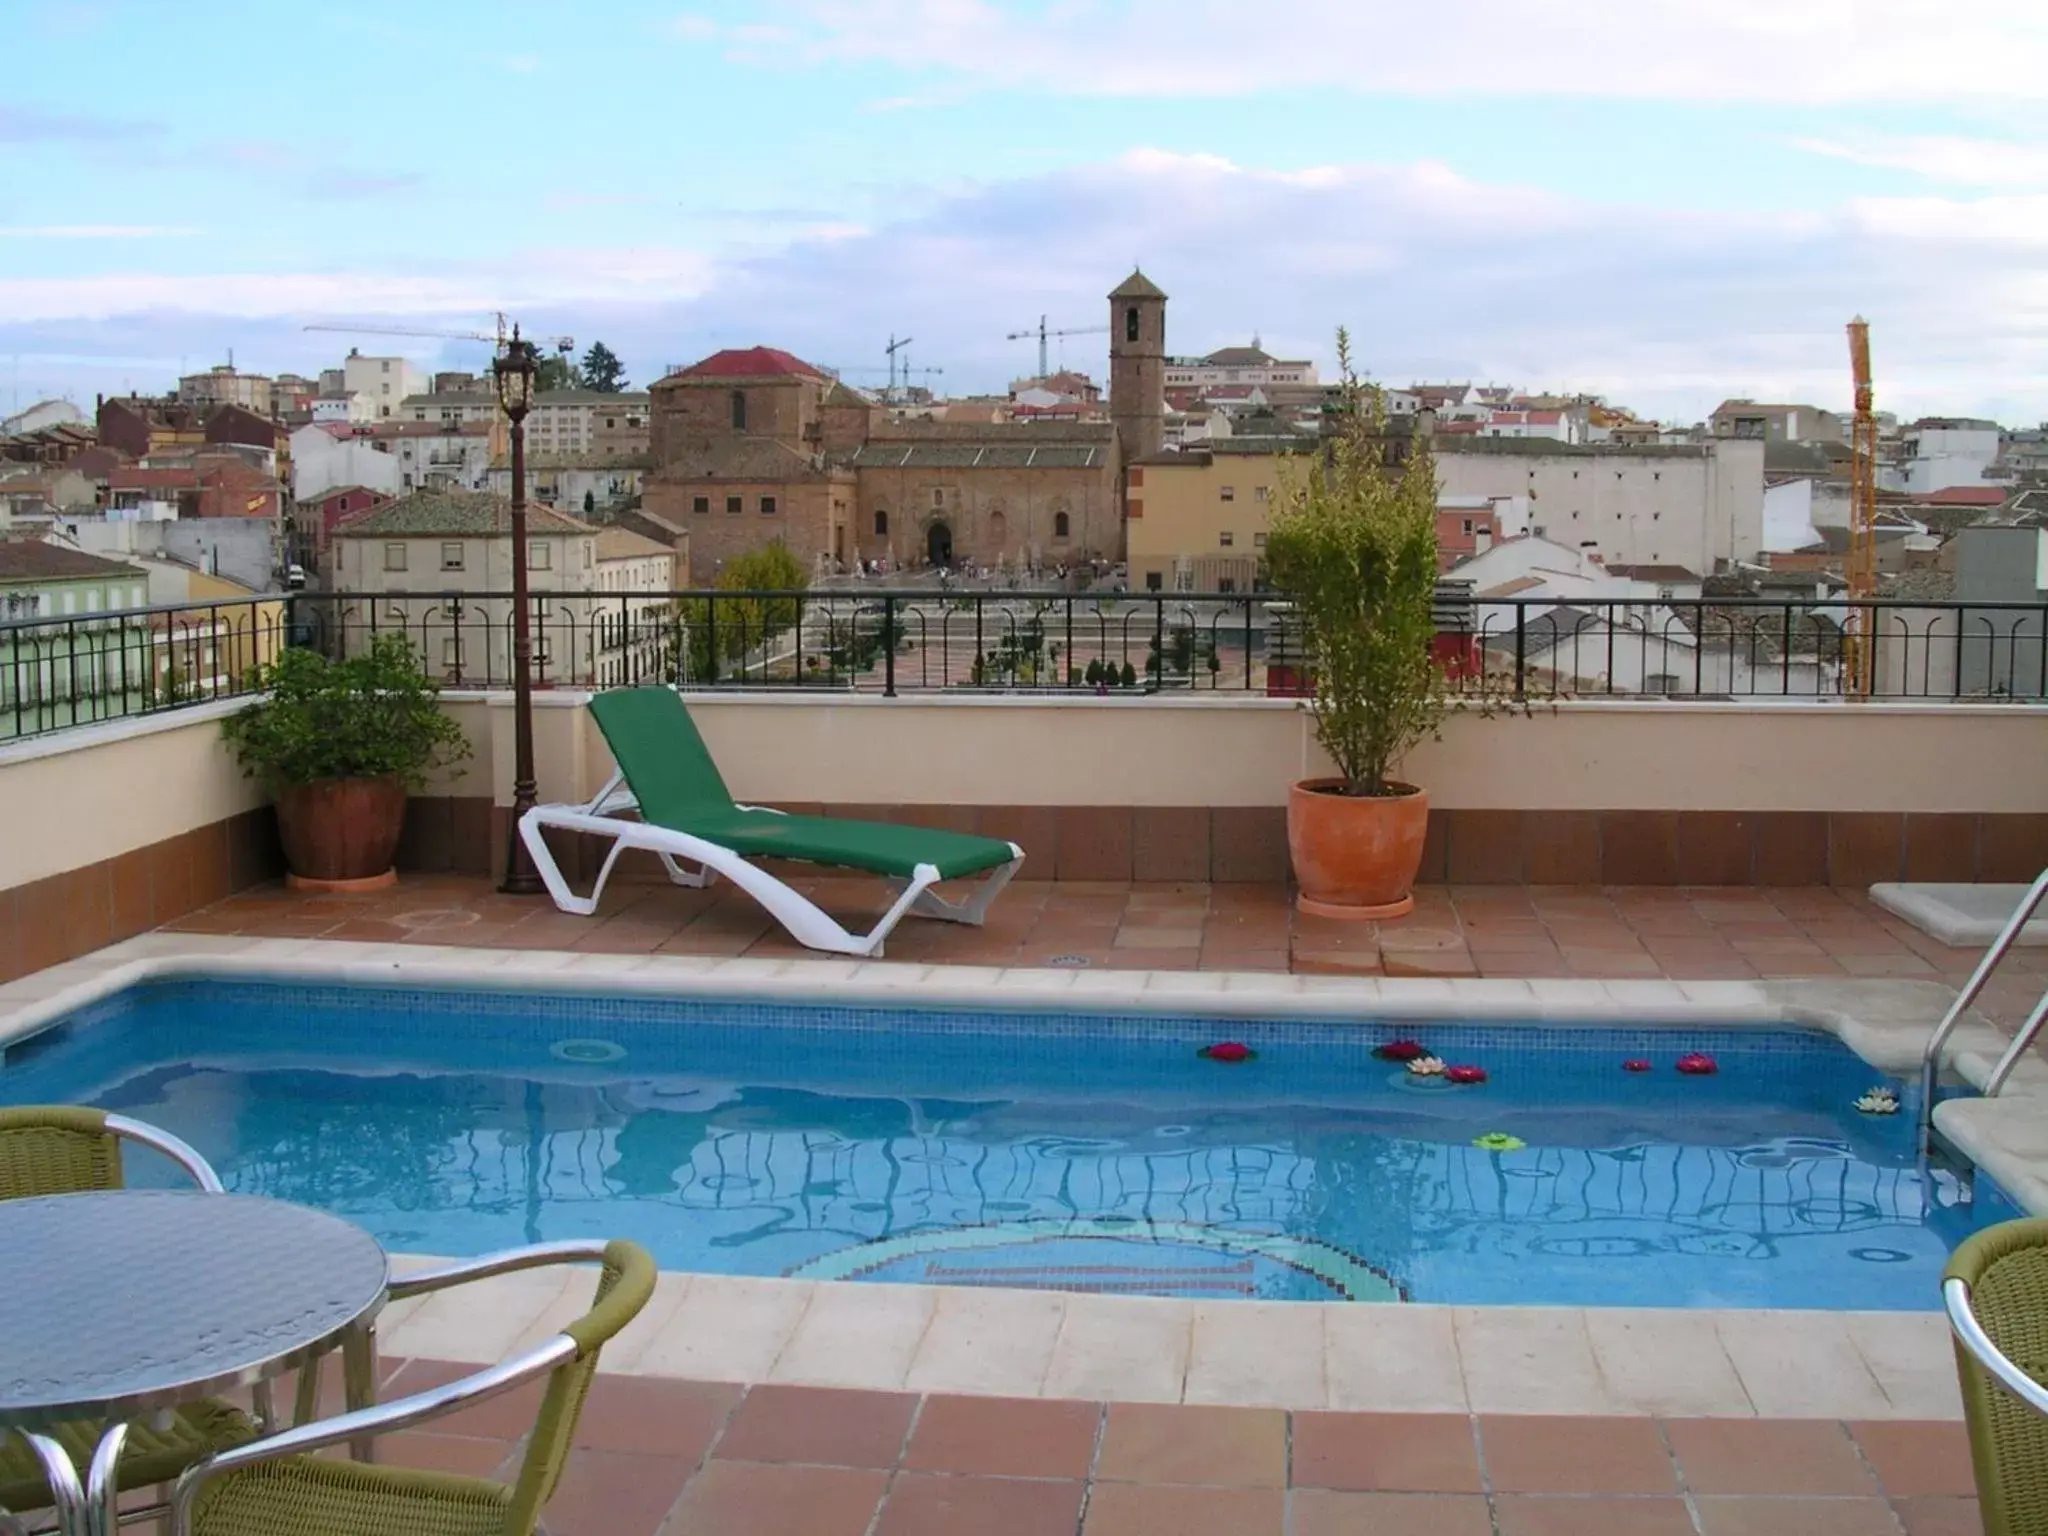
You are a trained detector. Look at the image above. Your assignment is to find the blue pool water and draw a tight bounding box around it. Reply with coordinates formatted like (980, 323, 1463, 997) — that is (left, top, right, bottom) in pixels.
(0, 979, 2009, 1308)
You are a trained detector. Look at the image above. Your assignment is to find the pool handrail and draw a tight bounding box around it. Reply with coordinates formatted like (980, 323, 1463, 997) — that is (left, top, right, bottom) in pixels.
(1917, 869, 2048, 1157)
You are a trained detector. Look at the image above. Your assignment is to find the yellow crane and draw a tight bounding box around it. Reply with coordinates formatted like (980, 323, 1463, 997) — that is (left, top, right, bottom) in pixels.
(1846, 317, 1878, 698)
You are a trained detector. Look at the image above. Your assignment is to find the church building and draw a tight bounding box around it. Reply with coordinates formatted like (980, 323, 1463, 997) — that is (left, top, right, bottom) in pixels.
(643, 271, 1170, 581)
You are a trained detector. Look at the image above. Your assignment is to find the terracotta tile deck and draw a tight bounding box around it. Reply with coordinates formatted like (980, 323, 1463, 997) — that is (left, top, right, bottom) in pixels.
(339, 1365, 1976, 1536)
(166, 873, 2047, 1025)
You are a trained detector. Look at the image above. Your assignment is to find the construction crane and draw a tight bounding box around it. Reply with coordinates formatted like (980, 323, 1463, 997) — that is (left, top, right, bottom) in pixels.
(1005, 315, 1109, 380)
(302, 312, 575, 357)
(1846, 316, 1879, 699)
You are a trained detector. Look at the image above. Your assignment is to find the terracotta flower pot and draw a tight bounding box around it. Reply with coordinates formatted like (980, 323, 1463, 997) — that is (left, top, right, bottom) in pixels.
(1287, 778, 1430, 920)
(274, 776, 407, 891)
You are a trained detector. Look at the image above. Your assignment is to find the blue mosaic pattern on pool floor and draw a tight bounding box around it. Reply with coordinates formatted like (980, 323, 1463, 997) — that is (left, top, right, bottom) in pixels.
(0, 978, 2012, 1308)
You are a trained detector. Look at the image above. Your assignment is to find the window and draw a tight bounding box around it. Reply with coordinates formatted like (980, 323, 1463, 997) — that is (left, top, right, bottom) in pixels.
(440, 542, 464, 570)
(1255, 485, 1270, 502)
(583, 541, 593, 569)
(1253, 532, 1267, 548)
(1461, 519, 1474, 535)
(384, 542, 408, 571)
(693, 496, 709, 515)
(726, 495, 743, 515)
(1220, 485, 1235, 503)
(1125, 305, 1140, 343)
(1053, 511, 1070, 538)
(530, 540, 552, 570)
(931, 488, 944, 508)
(874, 509, 888, 535)
(380, 361, 390, 373)
(82, 589, 99, 613)
(730, 391, 747, 430)
(760, 496, 777, 516)
(1219, 531, 1235, 547)
(129, 585, 143, 608)
(1218, 577, 1238, 594)
(1145, 571, 1163, 592)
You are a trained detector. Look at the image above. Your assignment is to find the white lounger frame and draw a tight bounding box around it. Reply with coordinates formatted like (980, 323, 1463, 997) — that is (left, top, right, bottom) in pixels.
(518, 771, 1024, 958)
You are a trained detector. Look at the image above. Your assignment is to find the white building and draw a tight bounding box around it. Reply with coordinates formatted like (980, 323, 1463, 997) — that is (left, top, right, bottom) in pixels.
(1478, 410, 1578, 444)
(525, 390, 651, 458)
(333, 489, 670, 687)
(1896, 418, 2003, 495)
(400, 391, 499, 427)
(341, 352, 430, 421)
(290, 423, 401, 501)
(1, 399, 87, 436)
(481, 457, 648, 517)
(1436, 436, 1765, 574)
(377, 422, 493, 493)
(1163, 343, 1318, 392)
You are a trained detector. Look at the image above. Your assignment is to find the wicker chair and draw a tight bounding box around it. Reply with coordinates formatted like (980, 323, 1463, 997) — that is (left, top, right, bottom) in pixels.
(0, 1106, 258, 1536)
(168, 1240, 656, 1536)
(1945, 1217, 2048, 1536)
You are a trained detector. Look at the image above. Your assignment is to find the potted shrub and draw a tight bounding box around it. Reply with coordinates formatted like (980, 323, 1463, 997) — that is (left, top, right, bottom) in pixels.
(223, 634, 470, 891)
(1265, 331, 1446, 919)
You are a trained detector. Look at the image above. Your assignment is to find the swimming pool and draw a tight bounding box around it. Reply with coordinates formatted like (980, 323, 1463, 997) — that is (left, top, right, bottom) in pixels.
(0, 977, 2007, 1309)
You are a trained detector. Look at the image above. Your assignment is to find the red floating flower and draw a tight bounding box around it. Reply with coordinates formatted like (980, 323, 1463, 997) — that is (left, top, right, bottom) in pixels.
(1374, 1039, 1429, 1062)
(1199, 1041, 1255, 1063)
(1623, 1059, 1653, 1073)
(1676, 1053, 1719, 1076)
(1445, 1064, 1488, 1085)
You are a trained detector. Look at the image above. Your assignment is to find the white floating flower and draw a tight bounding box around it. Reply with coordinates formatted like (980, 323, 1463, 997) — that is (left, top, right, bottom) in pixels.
(1408, 1055, 1447, 1077)
(1855, 1087, 1900, 1115)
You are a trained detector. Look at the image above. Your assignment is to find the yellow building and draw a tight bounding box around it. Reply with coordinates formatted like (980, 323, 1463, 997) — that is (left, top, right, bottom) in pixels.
(1126, 439, 1312, 593)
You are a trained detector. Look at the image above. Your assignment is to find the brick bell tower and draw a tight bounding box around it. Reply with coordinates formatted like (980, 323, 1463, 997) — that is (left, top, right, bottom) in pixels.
(1108, 268, 1167, 467)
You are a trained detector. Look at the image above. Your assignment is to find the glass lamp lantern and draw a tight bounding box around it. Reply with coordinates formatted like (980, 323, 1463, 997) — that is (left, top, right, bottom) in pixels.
(493, 327, 538, 420)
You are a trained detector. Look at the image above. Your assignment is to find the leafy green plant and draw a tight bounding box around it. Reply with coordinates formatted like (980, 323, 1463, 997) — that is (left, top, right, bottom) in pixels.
(221, 634, 470, 787)
(676, 540, 809, 681)
(1264, 329, 1445, 796)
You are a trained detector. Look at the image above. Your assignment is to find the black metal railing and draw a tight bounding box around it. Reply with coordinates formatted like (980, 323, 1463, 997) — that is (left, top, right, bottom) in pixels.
(3, 589, 2043, 743)
(0, 596, 290, 742)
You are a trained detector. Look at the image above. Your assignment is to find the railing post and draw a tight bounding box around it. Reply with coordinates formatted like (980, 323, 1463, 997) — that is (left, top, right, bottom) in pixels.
(883, 595, 897, 697)
(1512, 603, 1526, 701)
(704, 594, 719, 686)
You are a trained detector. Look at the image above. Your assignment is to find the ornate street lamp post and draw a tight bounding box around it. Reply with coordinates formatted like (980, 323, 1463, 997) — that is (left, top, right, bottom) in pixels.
(494, 327, 542, 894)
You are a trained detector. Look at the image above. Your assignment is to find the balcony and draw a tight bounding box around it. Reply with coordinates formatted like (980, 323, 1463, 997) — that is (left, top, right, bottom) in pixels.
(1, 589, 2044, 1534)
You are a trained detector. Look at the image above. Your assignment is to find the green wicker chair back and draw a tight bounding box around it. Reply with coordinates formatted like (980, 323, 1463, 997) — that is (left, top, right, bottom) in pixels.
(1947, 1217, 2048, 1536)
(0, 1105, 120, 1201)
(503, 1240, 657, 1533)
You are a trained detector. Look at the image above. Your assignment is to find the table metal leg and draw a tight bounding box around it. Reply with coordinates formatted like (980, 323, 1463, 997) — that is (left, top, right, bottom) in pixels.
(342, 1323, 379, 1463)
(249, 1381, 275, 1436)
(20, 1430, 85, 1536)
(291, 1356, 322, 1428)
(84, 1424, 128, 1536)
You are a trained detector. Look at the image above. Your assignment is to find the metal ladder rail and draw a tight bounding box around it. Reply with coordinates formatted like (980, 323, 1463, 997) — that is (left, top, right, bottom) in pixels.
(1918, 868, 2048, 1157)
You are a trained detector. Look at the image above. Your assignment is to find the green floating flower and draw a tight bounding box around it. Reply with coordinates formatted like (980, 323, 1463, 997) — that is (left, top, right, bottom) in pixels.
(1472, 1132, 1526, 1151)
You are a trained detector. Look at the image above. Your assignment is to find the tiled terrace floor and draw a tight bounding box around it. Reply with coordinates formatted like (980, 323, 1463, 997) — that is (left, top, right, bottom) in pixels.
(351, 1365, 1977, 1536)
(166, 873, 2048, 1024)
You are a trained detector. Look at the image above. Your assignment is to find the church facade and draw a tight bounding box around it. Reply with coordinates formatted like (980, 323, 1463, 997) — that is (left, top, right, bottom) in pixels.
(643, 271, 1170, 582)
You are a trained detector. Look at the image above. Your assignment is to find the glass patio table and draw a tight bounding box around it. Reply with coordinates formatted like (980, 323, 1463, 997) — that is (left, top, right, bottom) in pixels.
(0, 1189, 388, 1536)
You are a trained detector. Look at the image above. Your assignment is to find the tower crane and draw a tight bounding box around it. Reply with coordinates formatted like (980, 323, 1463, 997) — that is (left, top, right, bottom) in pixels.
(1005, 316, 1110, 380)
(302, 313, 574, 357)
(1845, 316, 1878, 700)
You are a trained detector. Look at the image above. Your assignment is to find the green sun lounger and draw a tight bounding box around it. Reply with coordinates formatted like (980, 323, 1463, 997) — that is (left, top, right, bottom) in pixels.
(518, 686, 1024, 956)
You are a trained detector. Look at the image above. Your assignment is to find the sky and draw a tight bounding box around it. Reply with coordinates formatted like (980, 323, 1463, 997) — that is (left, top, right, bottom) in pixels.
(3, 0, 2047, 426)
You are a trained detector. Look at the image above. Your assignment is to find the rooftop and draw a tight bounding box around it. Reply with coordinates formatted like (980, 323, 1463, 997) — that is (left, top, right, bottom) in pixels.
(0, 540, 147, 582)
(333, 488, 590, 537)
(664, 347, 829, 383)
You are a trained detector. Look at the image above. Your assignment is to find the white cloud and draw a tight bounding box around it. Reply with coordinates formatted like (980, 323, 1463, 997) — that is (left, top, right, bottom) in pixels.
(3, 149, 2045, 421)
(683, 0, 2048, 105)
(0, 225, 198, 238)
(1792, 134, 2048, 188)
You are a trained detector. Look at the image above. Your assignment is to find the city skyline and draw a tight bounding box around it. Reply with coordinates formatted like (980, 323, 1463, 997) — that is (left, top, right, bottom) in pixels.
(3, 0, 2045, 423)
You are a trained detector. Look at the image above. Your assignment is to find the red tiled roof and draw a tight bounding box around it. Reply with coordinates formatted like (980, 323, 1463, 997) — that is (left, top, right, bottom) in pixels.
(110, 466, 200, 491)
(673, 347, 827, 381)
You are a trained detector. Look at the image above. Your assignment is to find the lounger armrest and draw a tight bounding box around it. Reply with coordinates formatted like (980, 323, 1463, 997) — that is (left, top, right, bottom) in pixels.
(732, 803, 786, 815)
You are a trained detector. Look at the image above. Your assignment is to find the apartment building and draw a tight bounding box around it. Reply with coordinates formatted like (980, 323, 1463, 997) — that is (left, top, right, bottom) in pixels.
(333, 489, 670, 686)
(341, 352, 430, 421)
